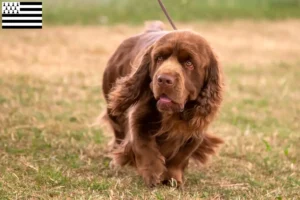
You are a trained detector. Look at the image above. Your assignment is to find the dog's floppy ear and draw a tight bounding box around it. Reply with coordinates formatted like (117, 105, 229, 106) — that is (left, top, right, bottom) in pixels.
(190, 51, 223, 129)
(108, 46, 153, 117)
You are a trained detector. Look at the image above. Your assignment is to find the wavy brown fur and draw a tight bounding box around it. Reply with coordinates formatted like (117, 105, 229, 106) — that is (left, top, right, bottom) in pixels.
(102, 22, 224, 187)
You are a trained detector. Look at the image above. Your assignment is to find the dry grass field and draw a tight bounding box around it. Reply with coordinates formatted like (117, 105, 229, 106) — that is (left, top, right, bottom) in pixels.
(0, 20, 300, 199)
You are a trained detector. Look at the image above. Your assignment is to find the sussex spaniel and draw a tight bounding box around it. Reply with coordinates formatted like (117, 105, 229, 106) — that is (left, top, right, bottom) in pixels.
(102, 22, 224, 187)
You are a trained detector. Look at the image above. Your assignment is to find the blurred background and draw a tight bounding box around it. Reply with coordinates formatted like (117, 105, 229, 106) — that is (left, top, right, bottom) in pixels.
(42, 0, 300, 24)
(1, 0, 300, 199)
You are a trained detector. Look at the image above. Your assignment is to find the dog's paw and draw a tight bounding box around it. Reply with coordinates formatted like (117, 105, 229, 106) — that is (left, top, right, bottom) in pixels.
(139, 164, 166, 187)
(161, 167, 184, 188)
(143, 172, 162, 188)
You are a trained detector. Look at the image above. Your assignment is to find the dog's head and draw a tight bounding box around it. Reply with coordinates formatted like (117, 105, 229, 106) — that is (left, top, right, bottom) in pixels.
(109, 31, 223, 119)
(149, 31, 218, 113)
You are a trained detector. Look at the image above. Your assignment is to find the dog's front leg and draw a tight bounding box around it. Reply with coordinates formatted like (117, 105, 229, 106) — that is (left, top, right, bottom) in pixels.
(132, 136, 166, 187)
(130, 102, 166, 187)
(163, 138, 200, 186)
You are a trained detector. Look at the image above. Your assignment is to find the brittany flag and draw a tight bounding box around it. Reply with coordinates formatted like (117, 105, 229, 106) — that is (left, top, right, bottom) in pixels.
(2, 2, 42, 29)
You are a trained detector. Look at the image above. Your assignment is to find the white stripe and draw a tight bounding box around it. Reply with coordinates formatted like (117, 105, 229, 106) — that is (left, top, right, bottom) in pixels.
(20, 5, 42, 9)
(2, 23, 42, 26)
(2, 17, 42, 20)
(19, 11, 42, 14)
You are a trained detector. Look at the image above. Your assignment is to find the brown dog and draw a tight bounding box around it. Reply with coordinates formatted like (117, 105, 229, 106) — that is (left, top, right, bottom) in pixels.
(102, 21, 224, 187)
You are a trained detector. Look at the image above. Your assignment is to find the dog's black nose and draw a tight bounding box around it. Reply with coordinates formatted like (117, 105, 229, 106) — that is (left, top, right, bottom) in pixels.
(157, 74, 175, 86)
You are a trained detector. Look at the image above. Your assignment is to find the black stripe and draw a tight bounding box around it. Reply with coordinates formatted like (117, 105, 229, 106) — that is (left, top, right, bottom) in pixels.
(20, 2, 42, 5)
(2, 26, 42, 29)
(20, 8, 42, 11)
(2, 14, 42, 17)
(2, 20, 42, 23)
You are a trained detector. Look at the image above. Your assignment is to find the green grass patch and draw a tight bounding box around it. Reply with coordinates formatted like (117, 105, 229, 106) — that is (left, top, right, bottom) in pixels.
(1, 61, 299, 198)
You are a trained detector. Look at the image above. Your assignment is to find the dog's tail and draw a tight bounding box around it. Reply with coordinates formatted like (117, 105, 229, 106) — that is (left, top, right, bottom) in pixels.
(144, 20, 165, 33)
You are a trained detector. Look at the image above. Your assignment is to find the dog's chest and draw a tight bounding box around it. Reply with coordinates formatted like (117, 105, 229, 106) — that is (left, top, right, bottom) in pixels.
(156, 136, 184, 160)
(155, 121, 195, 160)
(158, 116, 195, 138)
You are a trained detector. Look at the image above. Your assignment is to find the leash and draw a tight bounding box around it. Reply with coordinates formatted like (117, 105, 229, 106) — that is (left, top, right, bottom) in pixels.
(157, 0, 177, 30)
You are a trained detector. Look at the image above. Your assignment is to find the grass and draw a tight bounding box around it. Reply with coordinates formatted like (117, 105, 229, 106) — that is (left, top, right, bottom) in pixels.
(0, 20, 300, 199)
(4, 0, 300, 24)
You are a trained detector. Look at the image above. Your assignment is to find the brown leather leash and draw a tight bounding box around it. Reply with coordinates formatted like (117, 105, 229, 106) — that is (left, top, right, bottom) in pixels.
(157, 0, 177, 30)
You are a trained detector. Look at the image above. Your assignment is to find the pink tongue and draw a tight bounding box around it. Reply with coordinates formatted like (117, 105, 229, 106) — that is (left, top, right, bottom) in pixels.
(159, 96, 171, 103)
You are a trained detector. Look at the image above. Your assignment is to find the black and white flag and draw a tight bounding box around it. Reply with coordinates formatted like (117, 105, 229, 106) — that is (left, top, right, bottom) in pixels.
(2, 2, 42, 29)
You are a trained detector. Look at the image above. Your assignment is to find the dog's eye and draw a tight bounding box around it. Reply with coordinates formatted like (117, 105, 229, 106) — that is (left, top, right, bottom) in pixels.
(156, 56, 164, 64)
(184, 60, 194, 70)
